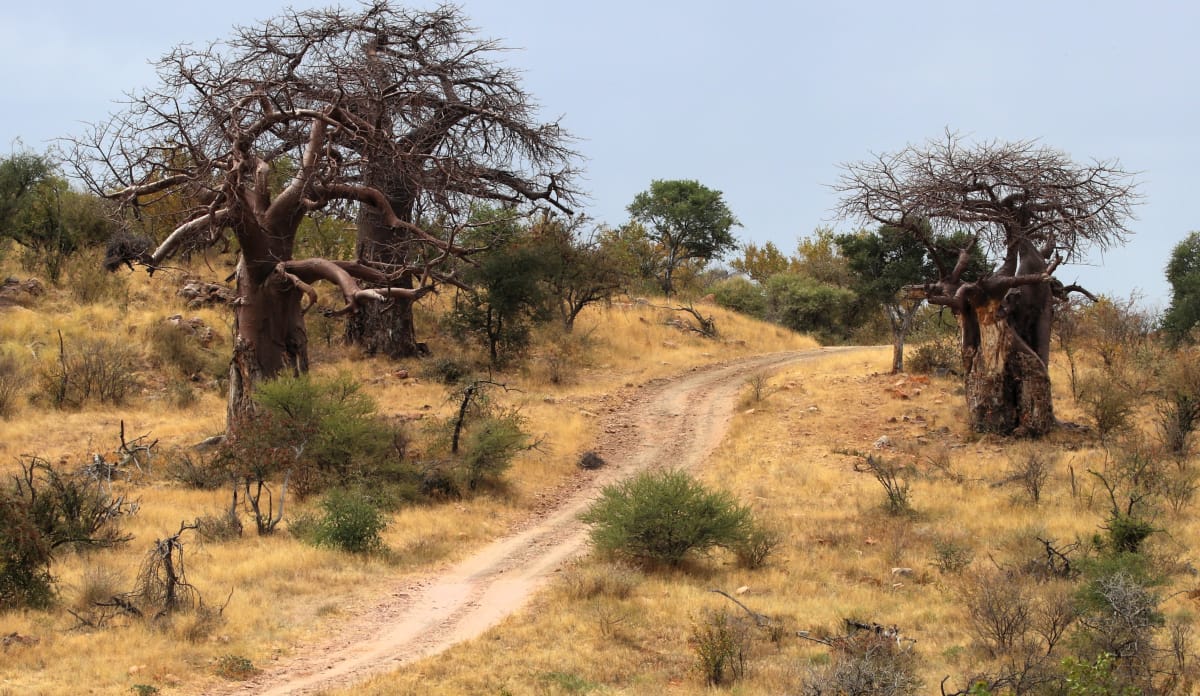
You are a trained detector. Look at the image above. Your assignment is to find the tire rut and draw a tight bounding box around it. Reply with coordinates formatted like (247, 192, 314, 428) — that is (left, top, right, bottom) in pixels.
(201, 348, 851, 695)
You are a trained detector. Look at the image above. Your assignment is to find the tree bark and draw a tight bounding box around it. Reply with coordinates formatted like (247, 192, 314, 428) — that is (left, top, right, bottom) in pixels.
(344, 194, 425, 358)
(959, 296, 1054, 436)
(885, 302, 919, 374)
(226, 259, 309, 431)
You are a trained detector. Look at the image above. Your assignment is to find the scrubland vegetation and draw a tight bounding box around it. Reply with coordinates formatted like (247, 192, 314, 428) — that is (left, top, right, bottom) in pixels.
(0, 248, 818, 695)
(1, 239, 1197, 696)
(345, 324, 1200, 696)
(4, 5, 1200, 694)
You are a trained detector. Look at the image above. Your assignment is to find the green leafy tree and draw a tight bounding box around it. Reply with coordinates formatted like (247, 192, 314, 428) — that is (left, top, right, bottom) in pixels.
(1162, 231, 1200, 344)
(529, 216, 629, 331)
(0, 151, 112, 283)
(836, 225, 985, 372)
(837, 226, 930, 371)
(627, 179, 739, 297)
(450, 224, 553, 365)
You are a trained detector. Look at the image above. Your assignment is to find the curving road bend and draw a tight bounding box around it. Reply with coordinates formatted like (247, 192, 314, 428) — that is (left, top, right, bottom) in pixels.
(203, 348, 849, 695)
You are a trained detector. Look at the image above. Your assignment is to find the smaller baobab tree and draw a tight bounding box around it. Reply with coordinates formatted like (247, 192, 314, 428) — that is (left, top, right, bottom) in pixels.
(67, 3, 577, 431)
(836, 133, 1139, 436)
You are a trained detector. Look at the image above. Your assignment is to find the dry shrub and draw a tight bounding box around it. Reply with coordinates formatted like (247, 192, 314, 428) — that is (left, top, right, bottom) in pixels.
(855, 454, 913, 515)
(1077, 372, 1137, 441)
(801, 632, 922, 696)
(1002, 448, 1053, 504)
(906, 336, 959, 375)
(561, 560, 643, 601)
(213, 654, 258, 681)
(959, 569, 1034, 658)
(73, 565, 126, 611)
(692, 610, 750, 686)
(35, 334, 138, 409)
(194, 507, 243, 542)
(932, 536, 975, 575)
(145, 319, 226, 381)
(0, 348, 28, 419)
(66, 251, 129, 305)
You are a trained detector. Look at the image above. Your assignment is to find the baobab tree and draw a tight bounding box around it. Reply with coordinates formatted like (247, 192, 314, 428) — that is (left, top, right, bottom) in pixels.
(68, 3, 577, 427)
(836, 133, 1138, 436)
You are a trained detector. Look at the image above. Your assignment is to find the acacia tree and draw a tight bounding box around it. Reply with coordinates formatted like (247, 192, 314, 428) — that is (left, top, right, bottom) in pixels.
(627, 179, 739, 297)
(68, 4, 576, 427)
(0, 151, 113, 283)
(1162, 231, 1200, 344)
(837, 225, 986, 373)
(837, 226, 935, 373)
(529, 216, 629, 331)
(836, 133, 1138, 436)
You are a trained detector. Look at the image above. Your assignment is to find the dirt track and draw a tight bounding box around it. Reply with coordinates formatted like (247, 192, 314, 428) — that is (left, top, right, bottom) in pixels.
(204, 348, 848, 695)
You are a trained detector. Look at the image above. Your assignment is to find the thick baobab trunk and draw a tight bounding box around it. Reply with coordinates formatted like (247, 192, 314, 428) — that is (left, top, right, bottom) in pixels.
(344, 202, 425, 358)
(345, 297, 422, 358)
(959, 296, 1054, 436)
(226, 260, 309, 431)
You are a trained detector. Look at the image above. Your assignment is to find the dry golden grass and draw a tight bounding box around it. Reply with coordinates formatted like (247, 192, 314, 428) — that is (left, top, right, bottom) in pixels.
(337, 348, 1200, 695)
(8, 248, 1194, 694)
(0, 254, 817, 695)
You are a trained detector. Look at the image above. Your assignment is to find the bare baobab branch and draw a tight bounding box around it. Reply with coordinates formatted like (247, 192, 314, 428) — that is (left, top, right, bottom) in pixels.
(836, 132, 1139, 437)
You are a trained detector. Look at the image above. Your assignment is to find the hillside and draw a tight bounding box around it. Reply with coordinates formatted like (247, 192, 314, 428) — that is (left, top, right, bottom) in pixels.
(0, 254, 1197, 695)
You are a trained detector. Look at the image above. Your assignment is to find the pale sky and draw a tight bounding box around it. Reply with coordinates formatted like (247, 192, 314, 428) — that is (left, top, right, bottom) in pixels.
(2, 0, 1195, 307)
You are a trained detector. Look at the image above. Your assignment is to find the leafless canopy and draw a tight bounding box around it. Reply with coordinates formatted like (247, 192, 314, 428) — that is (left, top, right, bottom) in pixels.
(834, 132, 1139, 304)
(67, 2, 579, 310)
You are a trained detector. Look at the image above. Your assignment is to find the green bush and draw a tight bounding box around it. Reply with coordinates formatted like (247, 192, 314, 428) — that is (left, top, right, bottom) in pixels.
(763, 273, 859, 343)
(1061, 653, 1139, 696)
(733, 523, 781, 570)
(244, 373, 411, 496)
(422, 355, 472, 385)
(14, 456, 133, 552)
(1072, 560, 1164, 690)
(309, 489, 387, 554)
(458, 409, 532, 491)
(580, 469, 754, 566)
(710, 276, 767, 318)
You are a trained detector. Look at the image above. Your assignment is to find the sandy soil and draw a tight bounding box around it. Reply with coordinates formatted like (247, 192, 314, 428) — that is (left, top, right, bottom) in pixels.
(201, 348, 850, 695)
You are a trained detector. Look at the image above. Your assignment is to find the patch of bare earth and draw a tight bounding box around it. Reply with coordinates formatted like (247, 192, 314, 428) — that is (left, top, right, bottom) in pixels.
(199, 348, 858, 696)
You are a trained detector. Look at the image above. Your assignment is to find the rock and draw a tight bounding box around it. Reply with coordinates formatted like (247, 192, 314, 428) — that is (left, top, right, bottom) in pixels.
(891, 567, 914, 577)
(578, 451, 605, 470)
(874, 435, 894, 449)
(177, 280, 236, 308)
(1, 632, 39, 650)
